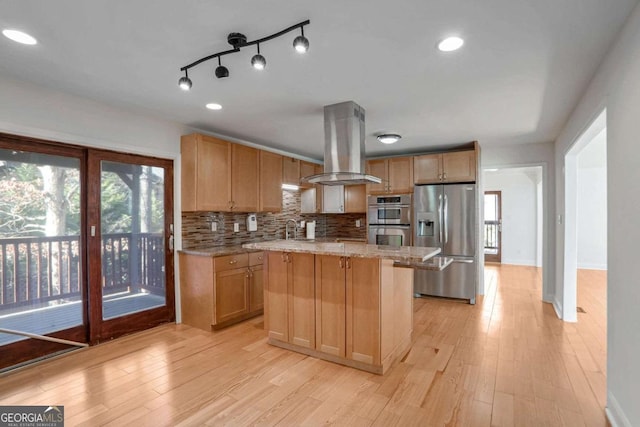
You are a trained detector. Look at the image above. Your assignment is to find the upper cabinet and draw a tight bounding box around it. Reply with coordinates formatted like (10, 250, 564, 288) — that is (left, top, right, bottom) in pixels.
(259, 151, 283, 212)
(181, 134, 282, 212)
(414, 150, 476, 184)
(299, 161, 317, 188)
(282, 157, 300, 186)
(366, 157, 414, 195)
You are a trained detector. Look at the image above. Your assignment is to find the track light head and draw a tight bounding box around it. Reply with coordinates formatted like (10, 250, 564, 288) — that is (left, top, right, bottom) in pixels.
(293, 35, 309, 53)
(251, 54, 266, 70)
(215, 65, 229, 78)
(178, 75, 192, 91)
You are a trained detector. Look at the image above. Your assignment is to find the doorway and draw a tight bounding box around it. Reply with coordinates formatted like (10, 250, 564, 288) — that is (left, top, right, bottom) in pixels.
(484, 191, 502, 263)
(0, 133, 175, 369)
(563, 109, 607, 322)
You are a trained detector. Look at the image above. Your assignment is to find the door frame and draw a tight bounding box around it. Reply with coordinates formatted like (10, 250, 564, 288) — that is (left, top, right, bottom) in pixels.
(484, 190, 502, 263)
(87, 149, 175, 344)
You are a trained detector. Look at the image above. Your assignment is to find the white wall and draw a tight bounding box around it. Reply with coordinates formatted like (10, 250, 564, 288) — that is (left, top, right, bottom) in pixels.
(482, 141, 555, 302)
(553, 3, 640, 425)
(576, 130, 607, 270)
(484, 169, 539, 266)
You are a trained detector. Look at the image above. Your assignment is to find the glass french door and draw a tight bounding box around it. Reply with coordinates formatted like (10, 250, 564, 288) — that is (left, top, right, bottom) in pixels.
(87, 151, 174, 343)
(0, 135, 87, 369)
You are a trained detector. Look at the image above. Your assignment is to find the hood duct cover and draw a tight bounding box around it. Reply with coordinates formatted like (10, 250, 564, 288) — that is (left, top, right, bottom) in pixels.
(300, 101, 381, 186)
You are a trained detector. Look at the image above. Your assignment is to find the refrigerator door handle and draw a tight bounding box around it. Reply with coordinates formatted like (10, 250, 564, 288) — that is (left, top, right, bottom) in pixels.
(438, 194, 443, 243)
(444, 194, 449, 243)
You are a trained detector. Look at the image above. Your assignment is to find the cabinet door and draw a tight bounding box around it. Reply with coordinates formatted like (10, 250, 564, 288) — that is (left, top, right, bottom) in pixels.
(282, 157, 300, 185)
(346, 257, 380, 365)
(315, 255, 346, 357)
(367, 159, 388, 194)
(265, 252, 289, 342)
(322, 185, 345, 213)
(249, 264, 264, 313)
(388, 157, 414, 193)
(414, 154, 442, 184)
(442, 151, 476, 183)
(231, 144, 259, 211)
(288, 252, 316, 349)
(315, 164, 323, 213)
(259, 151, 283, 212)
(214, 268, 249, 324)
(345, 185, 366, 213)
(299, 161, 316, 188)
(203, 138, 232, 211)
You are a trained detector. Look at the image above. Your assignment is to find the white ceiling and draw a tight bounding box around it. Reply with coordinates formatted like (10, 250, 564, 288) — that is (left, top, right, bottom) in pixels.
(0, 0, 637, 160)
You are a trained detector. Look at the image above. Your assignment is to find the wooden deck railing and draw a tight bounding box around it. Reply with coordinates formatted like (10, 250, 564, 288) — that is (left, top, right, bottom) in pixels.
(484, 221, 499, 251)
(0, 233, 165, 310)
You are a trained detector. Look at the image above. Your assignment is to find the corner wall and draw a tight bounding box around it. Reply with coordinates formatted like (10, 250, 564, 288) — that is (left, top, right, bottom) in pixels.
(553, 3, 640, 425)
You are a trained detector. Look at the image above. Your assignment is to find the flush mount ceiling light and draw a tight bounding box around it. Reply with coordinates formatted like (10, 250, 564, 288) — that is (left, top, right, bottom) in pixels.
(2, 29, 37, 45)
(206, 103, 222, 110)
(377, 134, 402, 144)
(437, 36, 464, 52)
(178, 19, 310, 90)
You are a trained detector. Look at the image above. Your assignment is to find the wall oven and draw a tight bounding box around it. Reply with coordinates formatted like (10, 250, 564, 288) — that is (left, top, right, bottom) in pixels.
(367, 194, 411, 246)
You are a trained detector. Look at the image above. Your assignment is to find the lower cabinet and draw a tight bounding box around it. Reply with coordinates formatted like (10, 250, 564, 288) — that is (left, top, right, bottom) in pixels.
(179, 251, 264, 331)
(265, 252, 408, 374)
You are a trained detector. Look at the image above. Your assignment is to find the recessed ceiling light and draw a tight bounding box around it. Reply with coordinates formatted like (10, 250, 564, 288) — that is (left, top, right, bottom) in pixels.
(437, 36, 464, 52)
(206, 103, 222, 110)
(377, 134, 402, 144)
(2, 29, 37, 45)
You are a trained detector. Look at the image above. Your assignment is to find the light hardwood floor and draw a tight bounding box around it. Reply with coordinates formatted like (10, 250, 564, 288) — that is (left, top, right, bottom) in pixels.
(0, 265, 607, 426)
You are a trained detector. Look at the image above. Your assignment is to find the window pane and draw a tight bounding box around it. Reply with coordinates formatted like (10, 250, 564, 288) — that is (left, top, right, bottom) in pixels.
(484, 194, 497, 221)
(100, 162, 166, 320)
(0, 149, 82, 346)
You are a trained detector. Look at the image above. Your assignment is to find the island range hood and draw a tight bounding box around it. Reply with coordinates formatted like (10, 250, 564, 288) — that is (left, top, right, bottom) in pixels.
(300, 101, 382, 186)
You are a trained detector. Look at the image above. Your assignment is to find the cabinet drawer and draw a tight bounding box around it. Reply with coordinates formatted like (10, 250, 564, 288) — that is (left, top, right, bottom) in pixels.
(214, 253, 249, 272)
(249, 251, 264, 266)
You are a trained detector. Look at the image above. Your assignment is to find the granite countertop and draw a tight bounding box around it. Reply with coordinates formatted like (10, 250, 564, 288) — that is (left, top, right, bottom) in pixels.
(242, 240, 441, 263)
(178, 245, 262, 257)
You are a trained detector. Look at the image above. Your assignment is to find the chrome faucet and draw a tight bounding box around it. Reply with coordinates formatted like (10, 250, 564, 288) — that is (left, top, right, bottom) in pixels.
(285, 219, 298, 240)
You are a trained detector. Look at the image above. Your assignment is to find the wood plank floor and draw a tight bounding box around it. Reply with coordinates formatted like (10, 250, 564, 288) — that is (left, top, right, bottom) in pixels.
(0, 265, 607, 426)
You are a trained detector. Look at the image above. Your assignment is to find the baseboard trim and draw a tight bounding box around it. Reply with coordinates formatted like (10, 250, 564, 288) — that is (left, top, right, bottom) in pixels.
(501, 259, 537, 266)
(606, 392, 632, 427)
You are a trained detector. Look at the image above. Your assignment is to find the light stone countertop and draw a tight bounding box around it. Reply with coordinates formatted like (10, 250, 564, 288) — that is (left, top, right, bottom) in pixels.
(178, 245, 261, 257)
(242, 240, 441, 263)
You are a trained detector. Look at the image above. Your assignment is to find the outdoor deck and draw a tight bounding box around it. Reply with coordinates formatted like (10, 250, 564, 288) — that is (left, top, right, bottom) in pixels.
(0, 292, 165, 346)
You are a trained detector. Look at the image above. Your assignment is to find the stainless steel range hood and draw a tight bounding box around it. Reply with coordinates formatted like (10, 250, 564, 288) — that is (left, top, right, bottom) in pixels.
(300, 101, 381, 186)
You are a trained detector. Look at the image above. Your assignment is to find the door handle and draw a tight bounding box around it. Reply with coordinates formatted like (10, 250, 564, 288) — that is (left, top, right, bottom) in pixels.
(438, 194, 443, 243)
(444, 194, 449, 243)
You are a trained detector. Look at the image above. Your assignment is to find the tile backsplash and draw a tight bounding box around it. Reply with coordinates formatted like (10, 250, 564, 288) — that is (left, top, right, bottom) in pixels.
(181, 190, 367, 249)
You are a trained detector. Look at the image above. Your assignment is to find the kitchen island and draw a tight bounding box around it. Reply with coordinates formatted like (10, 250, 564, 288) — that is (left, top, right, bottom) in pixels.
(242, 240, 440, 374)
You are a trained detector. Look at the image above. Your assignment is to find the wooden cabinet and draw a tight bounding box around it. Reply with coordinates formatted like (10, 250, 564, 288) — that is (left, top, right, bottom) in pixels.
(181, 134, 231, 211)
(178, 251, 264, 331)
(282, 157, 300, 186)
(366, 157, 414, 194)
(231, 144, 259, 212)
(300, 164, 324, 214)
(315, 255, 347, 357)
(414, 150, 476, 184)
(181, 133, 281, 212)
(299, 161, 317, 189)
(265, 251, 315, 348)
(321, 185, 366, 213)
(259, 151, 283, 212)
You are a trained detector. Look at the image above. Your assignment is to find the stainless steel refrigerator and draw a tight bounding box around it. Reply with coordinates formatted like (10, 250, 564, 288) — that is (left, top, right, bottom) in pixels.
(413, 184, 476, 304)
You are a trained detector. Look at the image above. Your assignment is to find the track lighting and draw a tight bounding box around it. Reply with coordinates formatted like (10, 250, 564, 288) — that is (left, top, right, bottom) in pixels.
(178, 70, 192, 91)
(377, 134, 402, 144)
(215, 57, 229, 78)
(293, 27, 309, 53)
(178, 19, 309, 89)
(251, 44, 266, 70)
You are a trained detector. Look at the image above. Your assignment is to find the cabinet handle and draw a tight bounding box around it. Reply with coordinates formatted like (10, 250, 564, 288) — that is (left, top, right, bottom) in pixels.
(443, 172, 447, 180)
(281, 253, 287, 263)
(346, 257, 351, 269)
(339, 257, 345, 269)
(258, 256, 263, 261)
(229, 259, 238, 264)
